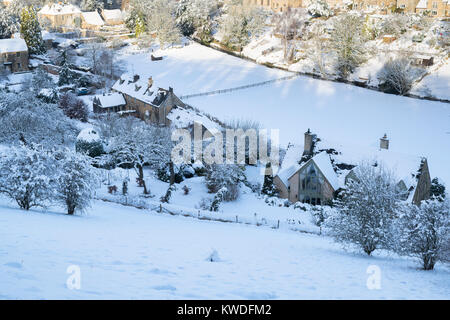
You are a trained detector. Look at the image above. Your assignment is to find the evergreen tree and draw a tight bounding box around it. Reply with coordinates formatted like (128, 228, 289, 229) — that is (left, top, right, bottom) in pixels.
(134, 14, 146, 38)
(261, 162, 277, 197)
(430, 178, 446, 201)
(20, 6, 45, 54)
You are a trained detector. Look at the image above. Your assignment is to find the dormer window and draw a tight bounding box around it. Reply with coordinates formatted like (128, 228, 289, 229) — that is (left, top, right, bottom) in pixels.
(135, 85, 141, 91)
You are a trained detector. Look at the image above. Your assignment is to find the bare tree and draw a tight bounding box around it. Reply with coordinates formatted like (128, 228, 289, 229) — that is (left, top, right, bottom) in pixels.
(272, 7, 308, 61)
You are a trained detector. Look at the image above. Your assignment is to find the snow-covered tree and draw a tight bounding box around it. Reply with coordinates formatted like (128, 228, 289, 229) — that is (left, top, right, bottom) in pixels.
(377, 58, 417, 95)
(307, 0, 333, 18)
(81, 0, 104, 12)
(0, 92, 78, 147)
(394, 199, 450, 270)
(175, 0, 218, 41)
(134, 14, 146, 37)
(0, 144, 56, 210)
(107, 118, 172, 195)
(380, 14, 409, 37)
(205, 164, 244, 201)
(0, 5, 20, 39)
(54, 149, 98, 215)
(326, 162, 401, 255)
(272, 7, 307, 60)
(330, 13, 366, 78)
(146, 0, 180, 47)
(261, 162, 277, 197)
(32, 67, 55, 93)
(430, 178, 446, 200)
(219, 4, 266, 50)
(20, 6, 45, 54)
(58, 50, 77, 86)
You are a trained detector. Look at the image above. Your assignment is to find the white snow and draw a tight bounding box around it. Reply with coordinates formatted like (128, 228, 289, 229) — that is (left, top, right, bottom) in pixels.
(112, 75, 165, 106)
(167, 106, 221, 132)
(77, 128, 101, 143)
(0, 38, 28, 54)
(0, 198, 448, 299)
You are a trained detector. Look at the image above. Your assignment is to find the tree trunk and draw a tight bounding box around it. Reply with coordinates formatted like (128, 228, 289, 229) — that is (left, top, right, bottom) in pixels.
(138, 165, 149, 195)
(169, 161, 175, 186)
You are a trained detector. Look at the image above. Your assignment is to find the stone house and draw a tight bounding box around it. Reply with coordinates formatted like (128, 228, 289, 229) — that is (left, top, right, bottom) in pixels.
(112, 74, 186, 126)
(38, 3, 82, 30)
(274, 130, 432, 206)
(243, 0, 304, 12)
(415, 0, 450, 17)
(0, 38, 29, 73)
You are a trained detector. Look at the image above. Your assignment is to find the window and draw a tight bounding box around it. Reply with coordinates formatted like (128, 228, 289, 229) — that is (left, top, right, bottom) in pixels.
(432, 10, 437, 15)
(432, 2, 438, 8)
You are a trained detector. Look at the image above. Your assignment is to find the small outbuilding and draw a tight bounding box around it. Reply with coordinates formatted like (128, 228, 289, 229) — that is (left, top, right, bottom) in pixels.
(93, 92, 126, 113)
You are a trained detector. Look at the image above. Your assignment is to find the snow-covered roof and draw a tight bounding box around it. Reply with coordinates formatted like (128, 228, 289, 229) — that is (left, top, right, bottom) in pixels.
(0, 38, 27, 54)
(112, 74, 165, 107)
(77, 128, 100, 143)
(310, 151, 340, 191)
(167, 107, 221, 133)
(277, 163, 301, 187)
(94, 93, 126, 108)
(81, 11, 105, 26)
(39, 3, 81, 15)
(416, 0, 428, 9)
(101, 9, 123, 21)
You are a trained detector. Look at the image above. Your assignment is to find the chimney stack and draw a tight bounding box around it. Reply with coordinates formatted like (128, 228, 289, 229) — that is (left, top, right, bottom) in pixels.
(303, 129, 315, 156)
(148, 76, 153, 88)
(380, 134, 389, 150)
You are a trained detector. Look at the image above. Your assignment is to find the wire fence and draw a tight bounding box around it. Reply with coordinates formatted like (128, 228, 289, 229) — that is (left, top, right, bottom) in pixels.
(178, 74, 300, 100)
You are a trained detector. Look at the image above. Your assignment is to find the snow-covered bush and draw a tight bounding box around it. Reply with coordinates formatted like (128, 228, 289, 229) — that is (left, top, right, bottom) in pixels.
(380, 14, 409, 37)
(330, 14, 366, 78)
(81, 0, 104, 12)
(0, 5, 20, 39)
(326, 162, 400, 255)
(377, 58, 417, 95)
(261, 162, 277, 197)
(206, 249, 220, 262)
(76, 128, 105, 158)
(205, 164, 245, 201)
(394, 199, 450, 270)
(430, 177, 446, 200)
(0, 144, 55, 210)
(54, 149, 98, 215)
(58, 93, 89, 122)
(0, 92, 77, 147)
(210, 186, 227, 212)
(307, 0, 333, 18)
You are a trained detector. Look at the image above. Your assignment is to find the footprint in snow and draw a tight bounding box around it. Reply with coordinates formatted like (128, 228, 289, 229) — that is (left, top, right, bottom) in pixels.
(153, 285, 176, 291)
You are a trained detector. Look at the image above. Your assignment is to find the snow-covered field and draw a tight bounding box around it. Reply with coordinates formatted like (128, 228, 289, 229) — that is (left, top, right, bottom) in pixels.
(118, 42, 450, 186)
(1, 199, 448, 300)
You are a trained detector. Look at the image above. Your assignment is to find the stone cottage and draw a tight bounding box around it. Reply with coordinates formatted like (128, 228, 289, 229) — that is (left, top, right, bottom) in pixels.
(38, 3, 82, 30)
(0, 38, 29, 73)
(93, 92, 126, 113)
(274, 130, 432, 206)
(112, 74, 186, 126)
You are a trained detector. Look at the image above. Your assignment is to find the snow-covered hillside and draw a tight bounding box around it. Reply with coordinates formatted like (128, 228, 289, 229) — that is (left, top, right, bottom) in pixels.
(1, 199, 448, 299)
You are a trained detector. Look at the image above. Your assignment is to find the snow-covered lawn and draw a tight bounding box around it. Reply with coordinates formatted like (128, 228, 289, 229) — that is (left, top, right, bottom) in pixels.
(117, 42, 450, 186)
(1, 199, 448, 299)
